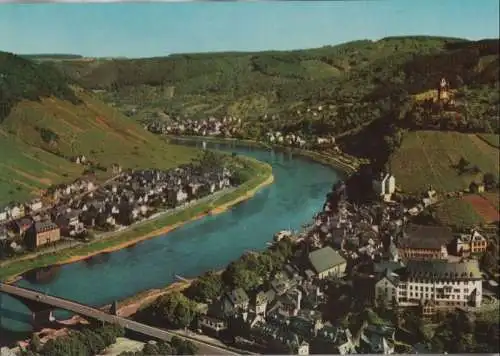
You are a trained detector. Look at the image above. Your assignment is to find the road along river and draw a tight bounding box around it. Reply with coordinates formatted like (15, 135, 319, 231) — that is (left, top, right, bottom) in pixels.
(0, 141, 342, 343)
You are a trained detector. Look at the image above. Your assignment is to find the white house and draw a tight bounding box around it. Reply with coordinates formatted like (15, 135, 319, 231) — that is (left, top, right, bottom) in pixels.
(9, 205, 23, 220)
(372, 173, 396, 201)
(0, 209, 7, 222)
(454, 230, 488, 256)
(296, 341, 309, 355)
(27, 199, 43, 213)
(176, 189, 188, 203)
(375, 269, 400, 306)
(139, 205, 148, 216)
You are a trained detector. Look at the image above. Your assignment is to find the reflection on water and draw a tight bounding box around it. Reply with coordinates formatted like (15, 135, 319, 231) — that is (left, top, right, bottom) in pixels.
(0, 293, 33, 338)
(126, 243, 138, 251)
(83, 252, 111, 268)
(24, 266, 62, 286)
(0, 140, 340, 345)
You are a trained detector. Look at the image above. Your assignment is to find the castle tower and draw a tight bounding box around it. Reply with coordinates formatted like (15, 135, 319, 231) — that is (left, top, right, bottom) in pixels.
(438, 77, 449, 101)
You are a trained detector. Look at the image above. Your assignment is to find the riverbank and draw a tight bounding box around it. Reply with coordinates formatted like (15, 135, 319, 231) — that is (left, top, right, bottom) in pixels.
(106, 137, 356, 317)
(0, 156, 274, 283)
(167, 135, 360, 176)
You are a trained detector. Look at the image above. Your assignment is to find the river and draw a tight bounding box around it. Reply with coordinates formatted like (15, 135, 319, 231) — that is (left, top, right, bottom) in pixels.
(0, 141, 341, 344)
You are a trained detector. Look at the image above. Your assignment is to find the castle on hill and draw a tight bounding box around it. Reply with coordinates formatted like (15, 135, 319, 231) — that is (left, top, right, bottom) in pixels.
(436, 77, 456, 107)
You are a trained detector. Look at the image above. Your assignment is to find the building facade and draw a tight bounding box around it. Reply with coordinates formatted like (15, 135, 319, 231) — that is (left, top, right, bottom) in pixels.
(376, 260, 482, 310)
(29, 221, 61, 248)
(398, 225, 453, 261)
(455, 230, 488, 256)
(372, 173, 396, 202)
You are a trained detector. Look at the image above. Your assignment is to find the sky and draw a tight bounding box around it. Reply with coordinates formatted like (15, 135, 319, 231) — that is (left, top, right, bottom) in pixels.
(0, 0, 498, 58)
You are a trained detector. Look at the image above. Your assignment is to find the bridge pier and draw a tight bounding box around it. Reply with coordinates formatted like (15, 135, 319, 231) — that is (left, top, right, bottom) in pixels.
(32, 309, 55, 328)
(110, 301, 118, 316)
(0, 288, 56, 328)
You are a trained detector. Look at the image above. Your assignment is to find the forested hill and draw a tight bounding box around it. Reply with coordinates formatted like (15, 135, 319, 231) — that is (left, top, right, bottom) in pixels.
(45, 36, 498, 121)
(0, 51, 198, 205)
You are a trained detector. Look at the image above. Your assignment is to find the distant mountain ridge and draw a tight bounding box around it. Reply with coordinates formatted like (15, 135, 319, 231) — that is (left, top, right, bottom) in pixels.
(43, 36, 498, 121)
(1, 35, 498, 203)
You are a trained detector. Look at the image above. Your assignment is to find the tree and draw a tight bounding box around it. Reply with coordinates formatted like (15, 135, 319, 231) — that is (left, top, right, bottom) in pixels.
(223, 259, 260, 290)
(187, 270, 223, 302)
(150, 292, 198, 328)
(173, 339, 199, 355)
(157, 341, 174, 355)
(196, 150, 224, 173)
(170, 336, 183, 350)
(95, 323, 125, 346)
(480, 248, 497, 274)
(457, 157, 470, 172)
(21, 351, 40, 356)
(41, 335, 87, 356)
(142, 342, 160, 355)
(471, 165, 481, 174)
(30, 333, 42, 353)
(79, 329, 106, 355)
(483, 172, 497, 188)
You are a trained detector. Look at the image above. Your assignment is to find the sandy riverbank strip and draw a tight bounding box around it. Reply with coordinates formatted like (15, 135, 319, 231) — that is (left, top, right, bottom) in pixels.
(57, 173, 274, 267)
(210, 173, 274, 215)
(2, 165, 274, 284)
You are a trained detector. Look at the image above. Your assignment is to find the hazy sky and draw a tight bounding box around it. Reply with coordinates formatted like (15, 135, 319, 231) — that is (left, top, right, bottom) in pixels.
(0, 0, 498, 58)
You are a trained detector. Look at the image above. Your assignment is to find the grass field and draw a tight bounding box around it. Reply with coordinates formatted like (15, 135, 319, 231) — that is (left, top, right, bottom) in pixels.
(0, 91, 199, 205)
(0, 156, 272, 282)
(435, 197, 486, 227)
(390, 131, 500, 193)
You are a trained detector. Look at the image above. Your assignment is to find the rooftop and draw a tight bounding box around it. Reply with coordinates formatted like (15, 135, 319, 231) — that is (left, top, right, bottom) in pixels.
(403, 259, 481, 281)
(35, 220, 59, 233)
(227, 288, 249, 306)
(400, 224, 453, 249)
(308, 246, 346, 274)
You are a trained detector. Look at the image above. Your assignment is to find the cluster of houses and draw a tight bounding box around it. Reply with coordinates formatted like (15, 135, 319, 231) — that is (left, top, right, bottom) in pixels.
(145, 116, 243, 138)
(192, 169, 496, 354)
(0, 164, 233, 255)
(264, 131, 339, 151)
(197, 243, 398, 355)
(143, 110, 345, 153)
(322, 176, 492, 313)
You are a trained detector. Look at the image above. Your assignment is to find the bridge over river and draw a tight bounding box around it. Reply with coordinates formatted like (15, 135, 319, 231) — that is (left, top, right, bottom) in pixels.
(1, 142, 341, 352)
(0, 282, 246, 355)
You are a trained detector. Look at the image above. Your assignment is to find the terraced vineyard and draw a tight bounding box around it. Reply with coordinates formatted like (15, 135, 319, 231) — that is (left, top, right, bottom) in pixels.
(390, 131, 499, 193)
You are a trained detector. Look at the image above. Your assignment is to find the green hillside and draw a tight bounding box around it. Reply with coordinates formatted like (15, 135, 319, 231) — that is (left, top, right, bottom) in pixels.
(3, 36, 498, 199)
(0, 51, 199, 205)
(48, 37, 498, 124)
(389, 131, 499, 193)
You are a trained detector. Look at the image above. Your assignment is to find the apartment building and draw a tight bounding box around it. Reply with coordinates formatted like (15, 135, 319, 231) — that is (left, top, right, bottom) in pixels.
(375, 260, 482, 310)
(398, 225, 453, 260)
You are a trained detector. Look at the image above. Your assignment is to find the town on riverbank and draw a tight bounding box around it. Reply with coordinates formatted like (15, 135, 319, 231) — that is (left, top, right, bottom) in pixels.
(0, 150, 274, 282)
(0, 20, 499, 356)
(115, 167, 498, 355)
(5, 145, 498, 355)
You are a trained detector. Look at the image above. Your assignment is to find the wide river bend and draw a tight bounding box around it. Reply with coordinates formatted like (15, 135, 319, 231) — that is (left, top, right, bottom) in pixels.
(0, 141, 341, 343)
